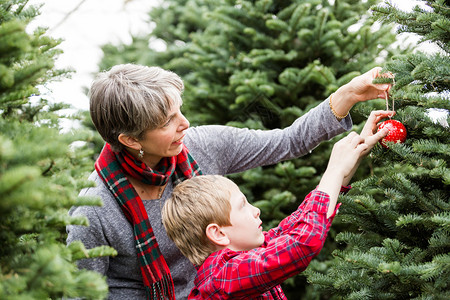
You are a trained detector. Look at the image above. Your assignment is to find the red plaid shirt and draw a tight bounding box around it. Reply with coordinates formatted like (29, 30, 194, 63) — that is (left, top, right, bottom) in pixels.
(189, 186, 349, 300)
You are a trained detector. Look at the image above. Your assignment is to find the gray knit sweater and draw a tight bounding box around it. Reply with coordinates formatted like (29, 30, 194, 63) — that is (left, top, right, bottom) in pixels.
(66, 99, 352, 299)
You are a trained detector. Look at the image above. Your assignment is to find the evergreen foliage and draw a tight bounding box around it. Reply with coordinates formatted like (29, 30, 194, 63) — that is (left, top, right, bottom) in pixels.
(0, 1, 115, 298)
(306, 1, 450, 298)
(96, 0, 413, 297)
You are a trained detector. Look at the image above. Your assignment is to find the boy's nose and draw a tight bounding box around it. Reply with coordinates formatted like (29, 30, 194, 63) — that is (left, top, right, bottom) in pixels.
(253, 206, 260, 218)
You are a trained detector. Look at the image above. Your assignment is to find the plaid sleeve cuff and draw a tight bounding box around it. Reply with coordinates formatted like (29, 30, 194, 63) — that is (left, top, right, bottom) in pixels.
(329, 202, 341, 219)
(301, 188, 332, 215)
(300, 186, 349, 218)
(340, 185, 351, 194)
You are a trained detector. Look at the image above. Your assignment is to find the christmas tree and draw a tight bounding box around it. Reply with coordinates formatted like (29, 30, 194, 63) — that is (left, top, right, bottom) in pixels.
(306, 1, 450, 298)
(96, 0, 411, 297)
(0, 1, 115, 298)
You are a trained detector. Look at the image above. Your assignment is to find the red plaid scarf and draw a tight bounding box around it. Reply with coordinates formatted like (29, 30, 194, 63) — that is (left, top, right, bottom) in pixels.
(95, 143, 202, 300)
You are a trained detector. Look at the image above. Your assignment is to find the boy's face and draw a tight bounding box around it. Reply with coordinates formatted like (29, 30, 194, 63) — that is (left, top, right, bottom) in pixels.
(221, 183, 265, 251)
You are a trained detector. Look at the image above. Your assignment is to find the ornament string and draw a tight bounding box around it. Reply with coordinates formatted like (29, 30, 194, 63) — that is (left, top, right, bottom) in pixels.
(383, 78, 395, 119)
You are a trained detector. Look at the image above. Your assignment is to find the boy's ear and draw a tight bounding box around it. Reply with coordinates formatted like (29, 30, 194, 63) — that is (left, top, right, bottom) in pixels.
(118, 133, 141, 151)
(205, 224, 229, 247)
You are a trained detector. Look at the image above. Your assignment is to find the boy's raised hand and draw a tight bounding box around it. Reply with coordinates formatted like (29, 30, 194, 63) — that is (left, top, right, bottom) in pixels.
(320, 111, 393, 218)
(319, 132, 368, 218)
(327, 132, 368, 179)
(360, 110, 394, 155)
(340, 111, 392, 186)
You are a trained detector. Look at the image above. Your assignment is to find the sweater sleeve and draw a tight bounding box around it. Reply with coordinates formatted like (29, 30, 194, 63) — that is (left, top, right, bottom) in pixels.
(184, 98, 352, 174)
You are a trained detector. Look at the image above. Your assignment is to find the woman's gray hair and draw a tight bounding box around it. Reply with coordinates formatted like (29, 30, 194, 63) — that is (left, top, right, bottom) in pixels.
(89, 64, 184, 152)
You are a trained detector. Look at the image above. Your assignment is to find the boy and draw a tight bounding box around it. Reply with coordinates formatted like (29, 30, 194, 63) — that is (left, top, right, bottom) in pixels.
(162, 111, 391, 299)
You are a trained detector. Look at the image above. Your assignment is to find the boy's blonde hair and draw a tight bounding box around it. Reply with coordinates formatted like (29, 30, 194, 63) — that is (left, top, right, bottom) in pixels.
(162, 175, 235, 266)
(89, 63, 184, 152)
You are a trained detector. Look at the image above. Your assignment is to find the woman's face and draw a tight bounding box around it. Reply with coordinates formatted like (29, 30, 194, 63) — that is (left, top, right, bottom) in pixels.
(139, 102, 190, 168)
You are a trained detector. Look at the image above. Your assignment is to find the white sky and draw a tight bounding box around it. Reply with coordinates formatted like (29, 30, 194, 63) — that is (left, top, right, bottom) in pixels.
(28, 0, 156, 111)
(27, 0, 425, 112)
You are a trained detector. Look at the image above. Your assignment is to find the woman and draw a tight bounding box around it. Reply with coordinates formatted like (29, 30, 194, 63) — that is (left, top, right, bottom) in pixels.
(67, 63, 391, 300)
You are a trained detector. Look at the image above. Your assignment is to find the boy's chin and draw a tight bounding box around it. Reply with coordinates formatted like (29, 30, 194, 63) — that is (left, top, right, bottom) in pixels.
(257, 236, 265, 247)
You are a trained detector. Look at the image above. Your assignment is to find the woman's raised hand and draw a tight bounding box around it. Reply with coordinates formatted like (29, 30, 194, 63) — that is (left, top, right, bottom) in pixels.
(346, 67, 394, 103)
(330, 67, 394, 119)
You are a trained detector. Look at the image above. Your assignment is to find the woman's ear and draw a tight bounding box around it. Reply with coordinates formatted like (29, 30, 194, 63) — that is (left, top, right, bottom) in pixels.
(205, 224, 229, 247)
(118, 133, 141, 150)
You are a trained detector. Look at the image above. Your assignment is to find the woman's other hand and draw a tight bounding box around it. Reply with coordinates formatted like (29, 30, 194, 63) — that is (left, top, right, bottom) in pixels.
(344, 67, 394, 103)
(330, 67, 394, 119)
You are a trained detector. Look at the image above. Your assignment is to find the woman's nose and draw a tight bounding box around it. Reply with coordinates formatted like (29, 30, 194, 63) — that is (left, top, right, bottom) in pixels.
(179, 112, 190, 130)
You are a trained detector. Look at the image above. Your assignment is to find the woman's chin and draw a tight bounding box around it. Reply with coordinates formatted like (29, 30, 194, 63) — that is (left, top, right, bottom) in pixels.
(167, 145, 183, 157)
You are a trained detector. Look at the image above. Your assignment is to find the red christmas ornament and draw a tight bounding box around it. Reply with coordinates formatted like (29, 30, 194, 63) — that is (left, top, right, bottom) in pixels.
(377, 119, 407, 148)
